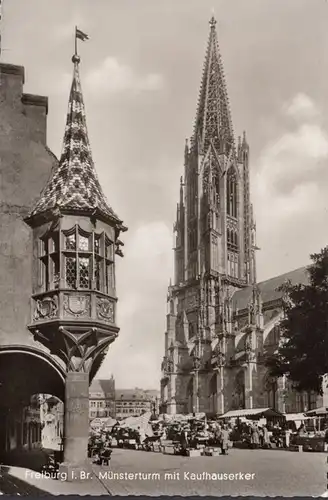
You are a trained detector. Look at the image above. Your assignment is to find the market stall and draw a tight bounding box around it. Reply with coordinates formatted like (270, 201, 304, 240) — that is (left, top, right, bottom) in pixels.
(219, 408, 285, 423)
(290, 407, 328, 452)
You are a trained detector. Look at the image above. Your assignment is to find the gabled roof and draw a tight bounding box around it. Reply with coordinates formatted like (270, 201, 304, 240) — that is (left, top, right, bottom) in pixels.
(89, 378, 115, 397)
(233, 266, 309, 312)
(193, 16, 234, 155)
(28, 55, 122, 227)
(115, 389, 157, 401)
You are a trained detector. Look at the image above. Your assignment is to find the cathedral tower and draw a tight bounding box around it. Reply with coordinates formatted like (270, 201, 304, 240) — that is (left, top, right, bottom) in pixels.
(161, 16, 256, 415)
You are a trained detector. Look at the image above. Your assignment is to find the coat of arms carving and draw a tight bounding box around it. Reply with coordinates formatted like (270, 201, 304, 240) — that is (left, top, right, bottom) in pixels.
(34, 296, 58, 321)
(64, 294, 90, 318)
(97, 298, 114, 322)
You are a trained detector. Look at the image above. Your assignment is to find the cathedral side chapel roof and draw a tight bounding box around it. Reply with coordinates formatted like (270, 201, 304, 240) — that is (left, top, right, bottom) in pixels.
(29, 55, 122, 225)
(233, 266, 309, 312)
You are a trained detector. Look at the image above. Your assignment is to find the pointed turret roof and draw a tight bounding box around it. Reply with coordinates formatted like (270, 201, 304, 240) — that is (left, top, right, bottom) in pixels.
(193, 16, 235, 156)
(28, 54, 123, 227)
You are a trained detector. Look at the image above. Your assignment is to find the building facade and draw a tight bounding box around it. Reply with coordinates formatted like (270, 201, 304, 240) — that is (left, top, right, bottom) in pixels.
(0, 38, 126, 472)
(160, 17, 325, 416)
(115, 389, 160, 420)
(89, 377, 116, 420)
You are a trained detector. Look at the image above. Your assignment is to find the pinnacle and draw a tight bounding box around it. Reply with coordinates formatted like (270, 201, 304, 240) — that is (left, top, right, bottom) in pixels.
(193, 18, 235, 155)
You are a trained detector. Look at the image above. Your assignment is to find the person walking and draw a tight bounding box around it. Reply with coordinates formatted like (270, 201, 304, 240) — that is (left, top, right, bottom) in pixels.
(250, 424, 260, 449)
(180, 427, 189, 456)
(220, 425, 230, 455)
(263, 425, 270, 448)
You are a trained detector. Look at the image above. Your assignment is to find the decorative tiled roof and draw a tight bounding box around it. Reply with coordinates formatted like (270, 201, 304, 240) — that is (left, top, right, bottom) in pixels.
(233, 266, 309, 312)
(29, 55, 121, 226)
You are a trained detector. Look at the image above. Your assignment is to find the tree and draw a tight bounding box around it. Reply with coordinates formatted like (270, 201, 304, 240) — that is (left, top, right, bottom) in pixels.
(266, 247, 328, 395)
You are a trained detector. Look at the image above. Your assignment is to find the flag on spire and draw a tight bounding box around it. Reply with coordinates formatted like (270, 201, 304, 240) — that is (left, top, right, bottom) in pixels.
(76, 27, 89, 41)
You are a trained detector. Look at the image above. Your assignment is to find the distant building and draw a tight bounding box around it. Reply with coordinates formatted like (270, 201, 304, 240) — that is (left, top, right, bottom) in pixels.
(89, 377, 116, 420)
(115, 388, 160, 420)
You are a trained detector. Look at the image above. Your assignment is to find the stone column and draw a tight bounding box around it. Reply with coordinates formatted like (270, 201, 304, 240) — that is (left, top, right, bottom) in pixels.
(245, 364, 254, 409)
(58, 371, 91, 481)
(193, 371, 199, 413)
(216, 367, 225, 415)
(277, 375, 286, 413)
(168, 374, 177, 414)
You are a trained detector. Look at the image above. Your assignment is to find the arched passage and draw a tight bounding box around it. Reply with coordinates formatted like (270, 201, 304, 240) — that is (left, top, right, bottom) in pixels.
(263, 372, 278, 410)
(0, 346, 66, 461)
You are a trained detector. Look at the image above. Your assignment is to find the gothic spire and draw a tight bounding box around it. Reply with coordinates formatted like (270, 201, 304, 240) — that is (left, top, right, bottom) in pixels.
(29, 53, 122, 227)
(193, 16, 235, 156)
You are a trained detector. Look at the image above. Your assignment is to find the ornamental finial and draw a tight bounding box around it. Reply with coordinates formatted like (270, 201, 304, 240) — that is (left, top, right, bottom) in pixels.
(72, 54, 81, 64)
(209, 10, 217, 28)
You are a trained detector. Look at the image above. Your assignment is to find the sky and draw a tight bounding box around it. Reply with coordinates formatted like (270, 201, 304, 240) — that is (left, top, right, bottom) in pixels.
(3, 0, 328, 389)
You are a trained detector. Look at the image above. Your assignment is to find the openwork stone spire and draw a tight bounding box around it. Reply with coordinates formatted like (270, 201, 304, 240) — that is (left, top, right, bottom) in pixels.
(30, 54, 121, 225)
(193, 16, 235, 156)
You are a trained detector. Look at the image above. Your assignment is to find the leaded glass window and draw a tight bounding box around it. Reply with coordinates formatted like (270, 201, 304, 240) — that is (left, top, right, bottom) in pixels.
(62, 226, 115, 293)
(66, 234, 76, 250)
(79, 257, 90, 288)
(66, 257, 77, 288)
(78, 235, 90, 252)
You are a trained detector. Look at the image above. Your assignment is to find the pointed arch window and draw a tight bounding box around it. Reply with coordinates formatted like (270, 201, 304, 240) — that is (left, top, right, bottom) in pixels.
(64, 227, 92, 289)
(227, 168, 237, 218)
(227, 229, 238, 252)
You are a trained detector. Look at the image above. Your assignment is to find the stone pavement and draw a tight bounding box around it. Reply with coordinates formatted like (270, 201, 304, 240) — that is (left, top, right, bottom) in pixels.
(0, 448, 326, 496)
(0, 465, 108, 496)
(93, 447, 326, 497)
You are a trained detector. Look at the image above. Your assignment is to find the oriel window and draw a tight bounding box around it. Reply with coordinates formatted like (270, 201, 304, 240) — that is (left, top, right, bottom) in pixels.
(39, 225, 115, 294)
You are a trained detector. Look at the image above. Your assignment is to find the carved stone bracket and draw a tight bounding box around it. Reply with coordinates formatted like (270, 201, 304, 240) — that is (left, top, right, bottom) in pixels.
(58, 326, 116, 373)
